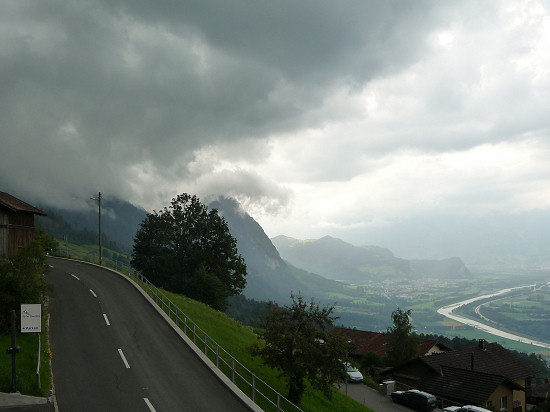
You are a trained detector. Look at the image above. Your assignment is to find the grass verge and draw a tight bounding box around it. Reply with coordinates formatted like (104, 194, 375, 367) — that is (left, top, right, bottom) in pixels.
(0, 323, 51, 396)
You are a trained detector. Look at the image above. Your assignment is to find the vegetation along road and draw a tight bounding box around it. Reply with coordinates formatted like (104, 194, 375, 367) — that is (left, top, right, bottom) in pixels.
(437, 283, 550, 349)
(47, 257, 254, 411)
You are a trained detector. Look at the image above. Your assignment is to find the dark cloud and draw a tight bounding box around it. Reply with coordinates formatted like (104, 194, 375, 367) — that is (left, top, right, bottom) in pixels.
(2, 0, 549, 259)
(1, 0, 444, 209)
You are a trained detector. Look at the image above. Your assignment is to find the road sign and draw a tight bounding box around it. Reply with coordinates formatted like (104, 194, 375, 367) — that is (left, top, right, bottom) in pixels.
(21, 304, 41, 333)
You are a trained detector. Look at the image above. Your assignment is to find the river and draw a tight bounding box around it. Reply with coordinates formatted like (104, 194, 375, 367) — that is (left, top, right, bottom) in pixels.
(436, 283, 550, 349)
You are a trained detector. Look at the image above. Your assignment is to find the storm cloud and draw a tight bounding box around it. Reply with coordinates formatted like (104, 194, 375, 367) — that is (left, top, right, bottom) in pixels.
(1, 0, 549, 259)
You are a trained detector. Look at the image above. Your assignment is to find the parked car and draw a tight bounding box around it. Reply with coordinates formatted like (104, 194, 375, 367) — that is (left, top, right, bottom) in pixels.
(442, 407, 461, 411)
(344, 362, 363, 383)
(455, 406, 492, 412)
(390, 389, 437, 411)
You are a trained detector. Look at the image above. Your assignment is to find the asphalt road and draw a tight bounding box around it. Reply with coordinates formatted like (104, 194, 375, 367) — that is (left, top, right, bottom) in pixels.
(337, 383, 425, 412)
(47, 258, 253, 412)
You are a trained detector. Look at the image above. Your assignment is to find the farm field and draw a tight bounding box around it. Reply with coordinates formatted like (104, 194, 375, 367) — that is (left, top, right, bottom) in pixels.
(325, 270, 550, 357)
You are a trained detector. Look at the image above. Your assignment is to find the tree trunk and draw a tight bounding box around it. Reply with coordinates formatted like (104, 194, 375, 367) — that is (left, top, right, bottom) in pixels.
(288, 376, 305, 405)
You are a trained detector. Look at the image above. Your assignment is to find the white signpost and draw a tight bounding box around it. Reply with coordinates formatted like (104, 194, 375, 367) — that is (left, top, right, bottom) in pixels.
(21, 304, 42, 333)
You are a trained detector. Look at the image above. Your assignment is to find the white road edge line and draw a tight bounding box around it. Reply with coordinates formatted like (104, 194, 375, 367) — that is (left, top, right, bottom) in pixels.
(70, 274, 80, 280)
(143, 398, 156, 412)
(118, 349, 130, 369)
(89, 289, 97, 298)
(103, 314, 110, 326)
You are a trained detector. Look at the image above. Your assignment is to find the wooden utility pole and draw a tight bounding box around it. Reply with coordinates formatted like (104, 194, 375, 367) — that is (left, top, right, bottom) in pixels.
(91, 192, 102, 265)
(98, 191, 102, 265)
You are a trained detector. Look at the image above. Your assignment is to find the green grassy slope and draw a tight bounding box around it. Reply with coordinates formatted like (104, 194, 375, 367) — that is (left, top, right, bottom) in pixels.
(156, 289, 373, 412)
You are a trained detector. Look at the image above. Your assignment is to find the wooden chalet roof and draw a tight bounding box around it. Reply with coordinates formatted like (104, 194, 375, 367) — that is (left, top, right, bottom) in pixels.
(330, 327, 451, 357)
(0, 192, 46, 216)
(419, 342, 538, 381)
(414, 365, 524, 406)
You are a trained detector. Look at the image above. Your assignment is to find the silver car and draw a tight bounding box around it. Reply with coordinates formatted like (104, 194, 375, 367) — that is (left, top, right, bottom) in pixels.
(344, 362, 364, 383)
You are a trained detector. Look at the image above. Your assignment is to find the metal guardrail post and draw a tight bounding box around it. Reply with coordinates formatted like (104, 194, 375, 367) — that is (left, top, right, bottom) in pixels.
(232, 358, 236, 383)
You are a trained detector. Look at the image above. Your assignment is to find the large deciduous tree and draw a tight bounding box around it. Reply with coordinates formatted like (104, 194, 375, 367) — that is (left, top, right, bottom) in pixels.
(385, 307, 420, 367)
(252, 294, 350, 405)
(131, 193, 246, 310)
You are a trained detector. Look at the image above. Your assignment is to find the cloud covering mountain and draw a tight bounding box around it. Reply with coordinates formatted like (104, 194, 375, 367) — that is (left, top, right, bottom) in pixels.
(2, 1, 550, 264)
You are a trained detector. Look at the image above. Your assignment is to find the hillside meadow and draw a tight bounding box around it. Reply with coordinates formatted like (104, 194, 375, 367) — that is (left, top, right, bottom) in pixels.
(153, 289, 373, 412)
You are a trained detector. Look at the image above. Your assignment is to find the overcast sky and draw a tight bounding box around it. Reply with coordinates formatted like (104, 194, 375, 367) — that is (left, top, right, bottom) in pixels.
(2, 0, 549, 254)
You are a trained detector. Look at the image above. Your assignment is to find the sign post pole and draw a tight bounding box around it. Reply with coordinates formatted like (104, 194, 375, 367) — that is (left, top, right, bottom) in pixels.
(5, 310, 20, 392)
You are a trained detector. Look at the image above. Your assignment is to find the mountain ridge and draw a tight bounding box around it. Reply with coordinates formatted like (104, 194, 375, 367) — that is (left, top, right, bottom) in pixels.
(208, 197, 366, 303)
(37, 194, 469, 300)
(271, 234, 470, 283)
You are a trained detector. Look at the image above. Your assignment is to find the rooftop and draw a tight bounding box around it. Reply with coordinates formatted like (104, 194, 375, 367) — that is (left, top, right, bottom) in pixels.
(415, 365, 524, 405)
(0, 191, 46, 216)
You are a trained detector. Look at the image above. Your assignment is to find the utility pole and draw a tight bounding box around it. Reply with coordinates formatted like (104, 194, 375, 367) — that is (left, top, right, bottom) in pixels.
(91, 192, 102, 265)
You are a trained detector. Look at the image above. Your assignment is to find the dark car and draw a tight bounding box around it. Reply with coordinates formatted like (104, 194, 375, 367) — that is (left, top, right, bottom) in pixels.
(390, 389, 437, 411)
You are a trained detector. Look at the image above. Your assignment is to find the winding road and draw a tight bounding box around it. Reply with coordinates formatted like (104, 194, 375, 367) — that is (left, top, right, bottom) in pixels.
(47, 258, 254, 411)
(436, 283, 550, 349)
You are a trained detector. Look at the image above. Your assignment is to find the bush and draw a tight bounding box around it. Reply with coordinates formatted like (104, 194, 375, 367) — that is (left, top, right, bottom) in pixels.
(0, 241, 51, 331)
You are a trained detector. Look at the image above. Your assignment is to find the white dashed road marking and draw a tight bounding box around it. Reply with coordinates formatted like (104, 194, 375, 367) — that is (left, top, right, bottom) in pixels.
(118, 349, 130, 369)
(144, 398, 156, 412)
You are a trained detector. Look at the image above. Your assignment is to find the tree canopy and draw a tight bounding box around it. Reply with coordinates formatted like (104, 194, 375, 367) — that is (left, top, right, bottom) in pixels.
(131, 193, 247, 310)
(0, 240, 51, 331)
(252, 294, 350, 405)
(385, 307, 420, 367)
(34, 227, 59, 254)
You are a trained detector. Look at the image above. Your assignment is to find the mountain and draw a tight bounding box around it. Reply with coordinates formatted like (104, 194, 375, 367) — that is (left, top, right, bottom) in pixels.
(208, 197, 366, 303)
(35, 193, 469, 302)
(340, 211, 550, 271)
(408, 257, 471, 278)
(36, 210, 127, 253)
(36, 193, 364, 304)
(37, 197, 148, 251)
(271, 235, 470, 283)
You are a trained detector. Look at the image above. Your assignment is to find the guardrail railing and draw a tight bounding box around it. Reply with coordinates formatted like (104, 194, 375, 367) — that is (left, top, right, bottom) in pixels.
(128, 270, 303, 412)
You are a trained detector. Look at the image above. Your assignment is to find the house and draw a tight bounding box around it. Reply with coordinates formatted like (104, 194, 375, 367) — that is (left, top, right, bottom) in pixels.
(415, 365, 525, 411)
(329, 327, 451, 358)
(0, 191, 46, 257)
(382, 339, 537, 412)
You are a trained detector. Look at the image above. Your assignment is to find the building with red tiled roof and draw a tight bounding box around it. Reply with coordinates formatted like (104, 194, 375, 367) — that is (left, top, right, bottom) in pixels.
(0, 191, 46, 257)
(330, 326, 451, 358)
